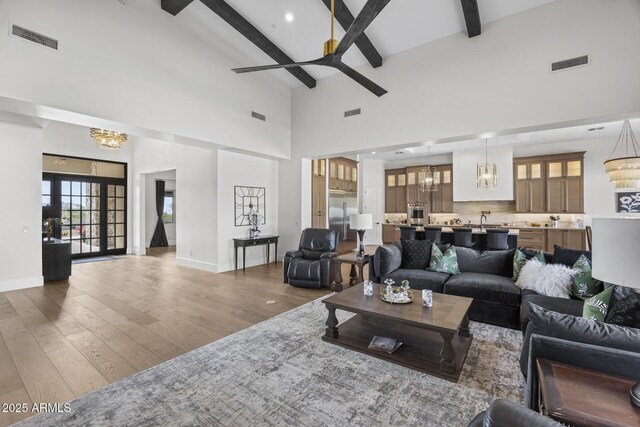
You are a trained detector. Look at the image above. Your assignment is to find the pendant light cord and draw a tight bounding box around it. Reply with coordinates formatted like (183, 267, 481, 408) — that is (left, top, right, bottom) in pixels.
(608, 120, 640, 160)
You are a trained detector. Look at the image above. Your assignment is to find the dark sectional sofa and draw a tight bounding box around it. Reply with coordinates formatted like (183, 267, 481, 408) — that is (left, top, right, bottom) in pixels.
(369, 240, 590, 330)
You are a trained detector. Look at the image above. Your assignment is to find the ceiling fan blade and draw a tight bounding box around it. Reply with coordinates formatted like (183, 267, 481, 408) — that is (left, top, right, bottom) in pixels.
(232, 58, 327, 74)
(334, 0, 391, 57)
(332, 61, 387, 97)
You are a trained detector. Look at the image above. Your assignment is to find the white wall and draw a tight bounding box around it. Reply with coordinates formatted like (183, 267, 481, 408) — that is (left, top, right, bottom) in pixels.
(217, 150, 279, 272)
(0, 121, 43, 291)
(0, 0, 292, 159)
(145, 170, 176, 247)
(290, 0, 640, 157)
(132, 136, 218, 271)
(359, 159, 386, 245)
(453, 145, 514, 201)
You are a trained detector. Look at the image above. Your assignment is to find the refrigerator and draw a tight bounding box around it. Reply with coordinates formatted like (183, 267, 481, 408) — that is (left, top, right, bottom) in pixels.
(328, 189, 358, 251)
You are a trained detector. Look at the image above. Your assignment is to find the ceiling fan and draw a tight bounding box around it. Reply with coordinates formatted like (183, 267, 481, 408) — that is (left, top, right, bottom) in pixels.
(232, 0, 390, 97)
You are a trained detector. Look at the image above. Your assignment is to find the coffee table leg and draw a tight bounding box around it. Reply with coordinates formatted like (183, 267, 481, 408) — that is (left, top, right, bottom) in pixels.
(440, 332, 456, 374)
(459, 314, 470, 338)
(349, 264, 358, 286)
(325, 305, 339, 339)
(334, 260, 343, 292)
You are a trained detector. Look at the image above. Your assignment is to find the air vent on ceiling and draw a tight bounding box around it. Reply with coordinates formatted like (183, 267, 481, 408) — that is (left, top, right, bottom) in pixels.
(11, 24, 58, 50)
(344, 108, 361, 118)
(550, 55, 589, 73)
(251, 111, 266, 122)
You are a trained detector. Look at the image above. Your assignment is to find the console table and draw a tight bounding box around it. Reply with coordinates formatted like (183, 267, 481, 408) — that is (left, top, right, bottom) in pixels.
(233, 235, 279, 271)
(42, 238, 72, 282)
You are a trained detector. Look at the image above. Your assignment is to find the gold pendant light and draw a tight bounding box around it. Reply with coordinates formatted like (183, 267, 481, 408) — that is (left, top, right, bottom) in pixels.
(90, 128, 128, 150)
(477, 138, 497, 189)
(420, 145, 438, 192)
(604, 120, 640, 190)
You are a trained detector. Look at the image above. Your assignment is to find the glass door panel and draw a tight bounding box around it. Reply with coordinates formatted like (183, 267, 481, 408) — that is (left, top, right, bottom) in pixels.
(107, 184, 126, 250)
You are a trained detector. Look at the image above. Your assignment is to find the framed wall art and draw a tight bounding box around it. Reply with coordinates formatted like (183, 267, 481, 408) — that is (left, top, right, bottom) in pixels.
(234, 186, 266, 226)
(616, 191, 640, 213)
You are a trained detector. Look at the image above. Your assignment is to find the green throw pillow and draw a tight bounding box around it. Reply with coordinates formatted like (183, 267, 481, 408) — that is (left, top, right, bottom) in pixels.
(572, 254, 602, 300)
(429, 245, 460, 274)
(512, 249, 527, 281)
(534, 251, 547, 264)
(583, 287, 614, 322)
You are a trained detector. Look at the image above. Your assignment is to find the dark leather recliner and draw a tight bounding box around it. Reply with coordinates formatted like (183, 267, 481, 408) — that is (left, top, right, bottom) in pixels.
(283, 228, 339, 289)
(468, 399, 561, 427)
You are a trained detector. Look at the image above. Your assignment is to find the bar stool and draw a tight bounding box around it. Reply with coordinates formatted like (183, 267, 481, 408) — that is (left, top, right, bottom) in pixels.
(453, 227, 473, 248)
(486, 228, 509, 250)
(399, 226, 416, 241)
(424, 226, 442, 244)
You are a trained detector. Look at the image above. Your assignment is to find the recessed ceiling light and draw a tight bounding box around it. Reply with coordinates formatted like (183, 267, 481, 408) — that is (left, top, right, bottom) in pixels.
(285, 13, 294, 22)
(371, 152, 376, 154)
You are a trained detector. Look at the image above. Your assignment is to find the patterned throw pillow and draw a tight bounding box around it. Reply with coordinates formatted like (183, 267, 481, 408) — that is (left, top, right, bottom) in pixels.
(572, 255, 603, 300)
(583, 287, 614, 322)
(400, 239, 433, 270)
(512, 249, 527, 281)
(606, 292, 640, 328)
(429, 244, 460, 274)
(534, 251, 547, 264)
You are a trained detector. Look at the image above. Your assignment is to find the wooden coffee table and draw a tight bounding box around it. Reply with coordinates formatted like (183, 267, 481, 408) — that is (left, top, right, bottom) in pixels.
(322, 283, 473, 382)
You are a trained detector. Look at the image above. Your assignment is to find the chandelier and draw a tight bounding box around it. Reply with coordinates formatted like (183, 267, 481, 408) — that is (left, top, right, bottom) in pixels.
(90, 128, 127, 150)
(477, 138, 497, 189)
(604, 120, 640, 190)
(420, 145, 438, 192)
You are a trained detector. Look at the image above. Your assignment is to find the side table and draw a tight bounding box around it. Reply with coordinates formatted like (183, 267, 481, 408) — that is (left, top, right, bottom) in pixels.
(536, 358, 640, 427)
(333, 251, 370, 292)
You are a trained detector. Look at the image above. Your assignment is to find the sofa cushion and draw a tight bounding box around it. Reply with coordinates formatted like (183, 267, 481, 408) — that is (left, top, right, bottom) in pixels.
(520, 303, 640, 376)
(606, 292, 640, 329)
(385, 269, 449, 293)
(374, 244, 402, 277)
(444, 272, 521, 307)
(582, 287, 614, 322)
(520, 290, 584, 333)
(456, 247, 515, 278)
(429, 245, 460, 274)
(553, 244, 591, 267)
(400, 239, 433, 270)
(287, 258, 320, 281)
(571, 254, 603, 300)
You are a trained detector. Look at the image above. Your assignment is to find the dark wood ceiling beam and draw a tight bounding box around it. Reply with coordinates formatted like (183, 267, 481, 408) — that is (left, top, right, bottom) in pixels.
(460, 0, 481, 37)
(161, 0, 194, 16)
(200, 0, 316, 88)
(321, 0, 382, 68)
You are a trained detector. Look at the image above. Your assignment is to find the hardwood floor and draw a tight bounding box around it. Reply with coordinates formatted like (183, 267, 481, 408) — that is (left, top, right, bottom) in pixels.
(0, 249, 367, 426)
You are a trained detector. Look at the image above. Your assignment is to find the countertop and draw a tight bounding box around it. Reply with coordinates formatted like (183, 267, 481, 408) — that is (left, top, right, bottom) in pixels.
(384, 222, 585, 231)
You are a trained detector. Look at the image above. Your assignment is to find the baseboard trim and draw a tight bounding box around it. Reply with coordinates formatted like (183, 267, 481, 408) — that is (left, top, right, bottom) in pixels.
(0, 276, 43, 293)
(132, 248, 147, 256)
(175, 257, 218, 273)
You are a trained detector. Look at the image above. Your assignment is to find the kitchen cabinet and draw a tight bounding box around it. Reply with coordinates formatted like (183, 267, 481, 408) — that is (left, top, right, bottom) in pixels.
(406, 167, 430, 205)
(546, 229, 586, 252)
(312, 159, 326, 177)
(517, 229, 546, 251)
(430, 165, 454, 213)
(382, 223, 401, 244)
(385, 169, 407, 213)
(514, 160, 545, 213)
(546, 155, 584, 213)
(329, 158, 358, 192)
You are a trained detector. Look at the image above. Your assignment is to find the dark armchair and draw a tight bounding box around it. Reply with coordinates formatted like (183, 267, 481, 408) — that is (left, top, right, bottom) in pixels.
(283, 228, 339, 289)
(468, 399, 561, 427)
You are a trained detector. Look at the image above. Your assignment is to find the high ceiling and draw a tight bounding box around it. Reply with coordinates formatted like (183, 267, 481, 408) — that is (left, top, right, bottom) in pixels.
(173, 0, 556, 87)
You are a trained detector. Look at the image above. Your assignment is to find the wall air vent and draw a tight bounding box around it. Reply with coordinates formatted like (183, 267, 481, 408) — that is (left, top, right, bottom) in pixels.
(344, 108, 361, 118)
(11, 25, 58, 50)
(251, 111, 266, 122)
(550, 55, 589, 73)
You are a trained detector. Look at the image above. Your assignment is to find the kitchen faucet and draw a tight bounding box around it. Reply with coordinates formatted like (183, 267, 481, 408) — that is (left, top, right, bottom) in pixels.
(480, 211, 490, 230)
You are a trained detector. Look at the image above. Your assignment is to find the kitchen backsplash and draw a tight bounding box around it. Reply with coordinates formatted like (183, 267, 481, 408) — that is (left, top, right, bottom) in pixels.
(430, 212, 584, 227)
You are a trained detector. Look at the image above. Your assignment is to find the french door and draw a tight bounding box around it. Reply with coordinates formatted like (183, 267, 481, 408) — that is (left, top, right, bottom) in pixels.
(43, 173, 127, 258)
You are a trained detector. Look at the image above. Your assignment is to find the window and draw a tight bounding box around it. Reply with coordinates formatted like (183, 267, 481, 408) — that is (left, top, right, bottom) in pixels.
(163, 191, 174, 223)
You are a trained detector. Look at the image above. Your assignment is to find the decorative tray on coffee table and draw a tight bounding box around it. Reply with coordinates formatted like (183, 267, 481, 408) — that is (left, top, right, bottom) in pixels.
(380, 287, 413, 304)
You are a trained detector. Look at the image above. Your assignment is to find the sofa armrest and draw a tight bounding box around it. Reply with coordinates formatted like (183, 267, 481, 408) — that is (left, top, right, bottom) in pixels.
(470, 399, 561, 427)
(373, 244, 402, 277)
(525, 334, 640, 410)
(320, 251, 337, 259)
(285, 249, 304, 259)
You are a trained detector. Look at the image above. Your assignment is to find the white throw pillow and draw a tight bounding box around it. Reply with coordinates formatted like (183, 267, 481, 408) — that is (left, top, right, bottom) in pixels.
(515, 259, 578, 299)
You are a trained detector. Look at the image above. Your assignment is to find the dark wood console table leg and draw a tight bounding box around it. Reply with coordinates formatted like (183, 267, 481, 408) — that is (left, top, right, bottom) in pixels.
(458, 315, 470, 338)
(325, 305, 339, 338)
(334, 260, 343, 292)
(349, 264, 358, 286)
(235, 246, 238, 270)
(266, 244, 270, 265)
(274, 241, 278, 264)
(440, 332, 456, 374)
(242, 247, 246, 271)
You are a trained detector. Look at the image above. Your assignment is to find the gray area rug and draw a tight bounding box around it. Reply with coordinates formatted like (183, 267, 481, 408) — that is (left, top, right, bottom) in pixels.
(18, 296, 524, 427)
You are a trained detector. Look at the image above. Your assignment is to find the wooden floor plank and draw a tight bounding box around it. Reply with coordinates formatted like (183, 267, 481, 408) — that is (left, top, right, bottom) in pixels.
(0, 317, 75, 404)
(0, 295, 18, 321)
(0, 387, 33, 427)
(0, 333, 23, 397)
